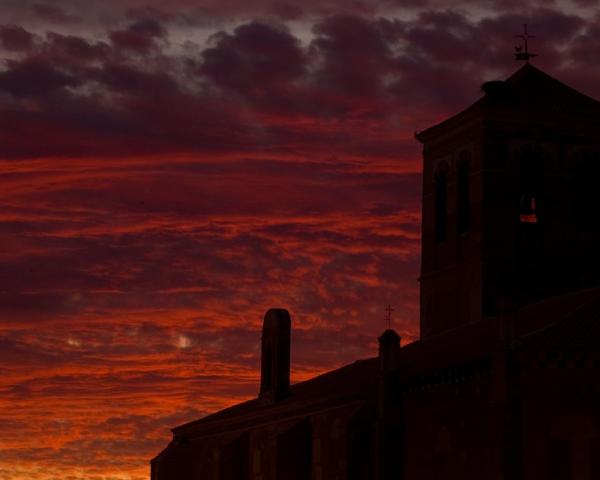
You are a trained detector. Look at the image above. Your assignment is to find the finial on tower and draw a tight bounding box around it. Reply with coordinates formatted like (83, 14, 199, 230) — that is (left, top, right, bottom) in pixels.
(515, 24, 537, 63)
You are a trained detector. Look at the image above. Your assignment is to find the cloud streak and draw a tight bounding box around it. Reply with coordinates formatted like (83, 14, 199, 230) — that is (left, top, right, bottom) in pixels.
(2, 1, 600, 479)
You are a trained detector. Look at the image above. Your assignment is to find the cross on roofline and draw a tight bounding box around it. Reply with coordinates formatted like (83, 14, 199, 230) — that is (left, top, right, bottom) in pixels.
(384, 304, 394, 330)
(515, 24, 537, 63)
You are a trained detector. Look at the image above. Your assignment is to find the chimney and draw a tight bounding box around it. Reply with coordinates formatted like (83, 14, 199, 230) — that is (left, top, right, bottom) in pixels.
(259, 308, 291, 404)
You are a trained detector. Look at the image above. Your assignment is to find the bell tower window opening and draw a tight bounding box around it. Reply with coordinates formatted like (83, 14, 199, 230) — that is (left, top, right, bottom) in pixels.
(517, 146, 545, 224)
(434, 166, 448, 244)
(457, 152, 471, 234)
(520, 196, 538, 223)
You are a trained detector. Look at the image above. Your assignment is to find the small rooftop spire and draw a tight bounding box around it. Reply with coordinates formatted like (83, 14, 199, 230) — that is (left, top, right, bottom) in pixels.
(515, 24, 537, 63)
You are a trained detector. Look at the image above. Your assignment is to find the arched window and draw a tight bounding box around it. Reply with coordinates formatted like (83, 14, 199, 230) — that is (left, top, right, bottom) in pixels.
(434, 165, 448, 244)
(457, 152, 471, 234)
(517, 145, 546, 224)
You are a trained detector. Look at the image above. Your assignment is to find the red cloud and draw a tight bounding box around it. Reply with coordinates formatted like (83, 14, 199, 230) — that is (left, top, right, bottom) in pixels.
(2, 3, 600, 480)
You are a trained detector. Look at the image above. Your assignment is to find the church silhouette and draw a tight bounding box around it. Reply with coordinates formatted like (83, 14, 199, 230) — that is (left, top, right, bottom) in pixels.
(151, 63, 600, 480)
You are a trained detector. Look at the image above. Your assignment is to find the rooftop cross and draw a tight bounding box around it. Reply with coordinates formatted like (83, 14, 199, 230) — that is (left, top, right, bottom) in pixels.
(384, 304, 394, 330)
(515, 24, 537, 63)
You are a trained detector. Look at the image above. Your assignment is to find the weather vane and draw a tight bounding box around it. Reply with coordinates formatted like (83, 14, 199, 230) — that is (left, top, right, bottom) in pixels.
(384, 304, 394, 329)
(515, 24, 537, 63)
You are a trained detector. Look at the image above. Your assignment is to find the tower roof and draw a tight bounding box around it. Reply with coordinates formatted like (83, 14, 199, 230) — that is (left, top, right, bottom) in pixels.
(415, 63, 600, 143)
(501, 63, 600, 112)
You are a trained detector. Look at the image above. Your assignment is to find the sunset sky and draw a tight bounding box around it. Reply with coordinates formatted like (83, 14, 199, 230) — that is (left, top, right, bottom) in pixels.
(2, 0, 600, 478)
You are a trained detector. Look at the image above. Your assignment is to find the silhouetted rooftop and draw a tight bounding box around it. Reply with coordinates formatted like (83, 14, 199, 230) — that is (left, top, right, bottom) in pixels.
(515, 289, 600, 351)
(171, 356, 378, 438)
(416, 63, 600, 143)
(166, 288, 600, 444)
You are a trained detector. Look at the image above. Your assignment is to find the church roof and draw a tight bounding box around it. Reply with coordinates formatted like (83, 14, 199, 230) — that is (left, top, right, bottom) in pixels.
(155, 287, 600, 465)
(158, 284, 600, 458)
(170, 356, 378, 438)
(415, 63, 600, 143)
(396, 318, 496, 375)
(514, 288, 600, 351)
(173, 287, 600, 436)
(395, 286, 600, 384)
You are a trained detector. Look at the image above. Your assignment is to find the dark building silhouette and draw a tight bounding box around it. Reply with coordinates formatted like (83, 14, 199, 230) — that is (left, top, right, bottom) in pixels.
(151, 64, 600, 480)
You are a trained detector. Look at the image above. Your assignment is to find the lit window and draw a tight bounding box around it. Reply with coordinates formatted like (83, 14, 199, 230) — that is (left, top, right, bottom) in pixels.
(517, 145, 545, 225)
(520, 195, 538, 223)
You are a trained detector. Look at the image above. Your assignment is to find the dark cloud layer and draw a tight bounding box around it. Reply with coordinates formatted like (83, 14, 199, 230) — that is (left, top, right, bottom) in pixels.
(2, 1, 600, 479)
(0, 24, 36, 51)
(1, 5, 598, 160)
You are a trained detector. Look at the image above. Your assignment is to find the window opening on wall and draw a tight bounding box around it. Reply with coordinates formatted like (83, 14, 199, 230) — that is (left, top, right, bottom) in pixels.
(457, 152, 471, 233)
(435, 167, 448, 243)
(518, 145, 545, 224)
(520, 196, 538, 223)
(574, 151, 600, 231)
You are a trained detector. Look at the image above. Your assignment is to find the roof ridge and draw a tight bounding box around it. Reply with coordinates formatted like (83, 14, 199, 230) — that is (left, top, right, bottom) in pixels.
(513, 290, 600, 348)
(171, 357, 378, 433)
(506, 63, 600, 107)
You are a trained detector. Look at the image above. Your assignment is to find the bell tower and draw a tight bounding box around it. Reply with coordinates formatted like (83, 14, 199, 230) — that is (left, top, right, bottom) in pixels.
(416, 64, 600, 339)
